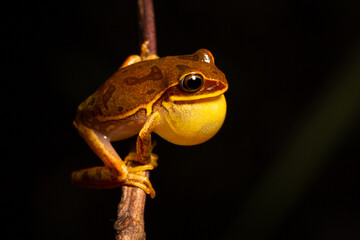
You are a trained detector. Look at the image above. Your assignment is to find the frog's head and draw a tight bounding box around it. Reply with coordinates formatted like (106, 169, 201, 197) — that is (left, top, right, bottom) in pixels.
(165, 49, 228, 102)
(155, 49, 228, 146)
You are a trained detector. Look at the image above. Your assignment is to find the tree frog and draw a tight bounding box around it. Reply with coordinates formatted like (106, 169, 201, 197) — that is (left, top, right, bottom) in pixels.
(72, 46, 228, 198)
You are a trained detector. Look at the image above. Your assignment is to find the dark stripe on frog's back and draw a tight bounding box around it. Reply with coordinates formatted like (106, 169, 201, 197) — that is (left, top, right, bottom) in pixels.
(177, 53, 199, 61)
(91, 60, 167, 118)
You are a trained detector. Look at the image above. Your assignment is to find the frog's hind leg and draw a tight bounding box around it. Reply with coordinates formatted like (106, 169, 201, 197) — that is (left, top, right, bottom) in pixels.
(72, 122, 155, 197)
(71, 166, 155, 197)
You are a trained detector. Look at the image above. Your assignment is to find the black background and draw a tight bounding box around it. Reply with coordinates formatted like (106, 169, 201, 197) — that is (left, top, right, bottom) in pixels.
(4, 0, 360, 239)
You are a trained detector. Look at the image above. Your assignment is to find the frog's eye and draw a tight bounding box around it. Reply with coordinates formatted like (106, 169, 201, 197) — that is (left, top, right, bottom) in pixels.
(180, 73, 204, 92)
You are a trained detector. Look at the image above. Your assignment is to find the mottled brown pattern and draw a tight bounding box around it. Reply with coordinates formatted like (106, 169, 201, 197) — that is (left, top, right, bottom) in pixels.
(146, 89, 155, 95)
(124, 66, 163, 86)
(176, 64, 191, 71)
(102, 85, 116, 110)
(94, 106, 103, 116)
(78, 104, 103, 125)
(177, 53, 199, 61)
(74, 49, 228, 129)
(88, 97, 96, 106)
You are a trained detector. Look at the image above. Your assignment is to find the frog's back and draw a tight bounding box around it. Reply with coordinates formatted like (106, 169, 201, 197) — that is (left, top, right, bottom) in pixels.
(75, 49, 224, 126)
(75, 59, 170, 125)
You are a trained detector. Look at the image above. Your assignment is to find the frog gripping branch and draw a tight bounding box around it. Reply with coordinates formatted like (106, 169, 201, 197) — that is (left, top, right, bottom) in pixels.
(72, 0, 228, 239)
(72, 47, 228, 196)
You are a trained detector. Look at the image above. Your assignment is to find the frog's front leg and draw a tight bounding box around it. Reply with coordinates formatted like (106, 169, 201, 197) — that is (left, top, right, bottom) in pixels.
(124, 112, 160, 171)
(71, 123, 156, 197)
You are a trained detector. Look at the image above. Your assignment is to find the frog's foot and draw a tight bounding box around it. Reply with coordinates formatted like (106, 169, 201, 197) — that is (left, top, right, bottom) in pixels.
(121, 55, 142, 68)
(140, 40, 159, 60)
(120, 41, 159, 68)
(71, 166, 156, 198)
(126, 172, 156, 198)
(124, 152, 159, 170)
(124, 138, 158, 167)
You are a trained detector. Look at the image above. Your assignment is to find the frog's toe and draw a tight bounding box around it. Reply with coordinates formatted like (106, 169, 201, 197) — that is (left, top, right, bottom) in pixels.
(126, 154, 158, 173)
(149, 153, 158, 168)
(125, 172, 156, 198)
(124, 152, 137, 164)
(124, 152, 158, 168)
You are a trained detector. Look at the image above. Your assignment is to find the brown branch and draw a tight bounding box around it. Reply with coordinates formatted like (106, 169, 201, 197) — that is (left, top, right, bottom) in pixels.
(114, 158, 149, 240)
(114, 1, 157, 239)
(137, 0, 157, 55)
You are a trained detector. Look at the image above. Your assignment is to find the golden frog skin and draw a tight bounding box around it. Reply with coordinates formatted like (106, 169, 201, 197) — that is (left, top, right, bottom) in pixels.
(72, 47, 228, 198)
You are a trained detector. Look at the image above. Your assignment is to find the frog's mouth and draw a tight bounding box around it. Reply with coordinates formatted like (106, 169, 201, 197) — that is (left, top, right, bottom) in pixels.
(173, 95, 224, 105)
(168, 86, 227, 103)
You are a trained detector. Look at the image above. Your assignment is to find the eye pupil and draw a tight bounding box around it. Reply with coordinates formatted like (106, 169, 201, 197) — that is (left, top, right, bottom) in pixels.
(187, 76, 202, 89)
(181, 73, 204, 92)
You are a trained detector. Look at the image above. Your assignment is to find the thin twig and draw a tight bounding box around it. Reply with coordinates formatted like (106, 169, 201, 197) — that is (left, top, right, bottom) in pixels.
(114, 1, 157, 239)
(137, 0, 157, 55)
